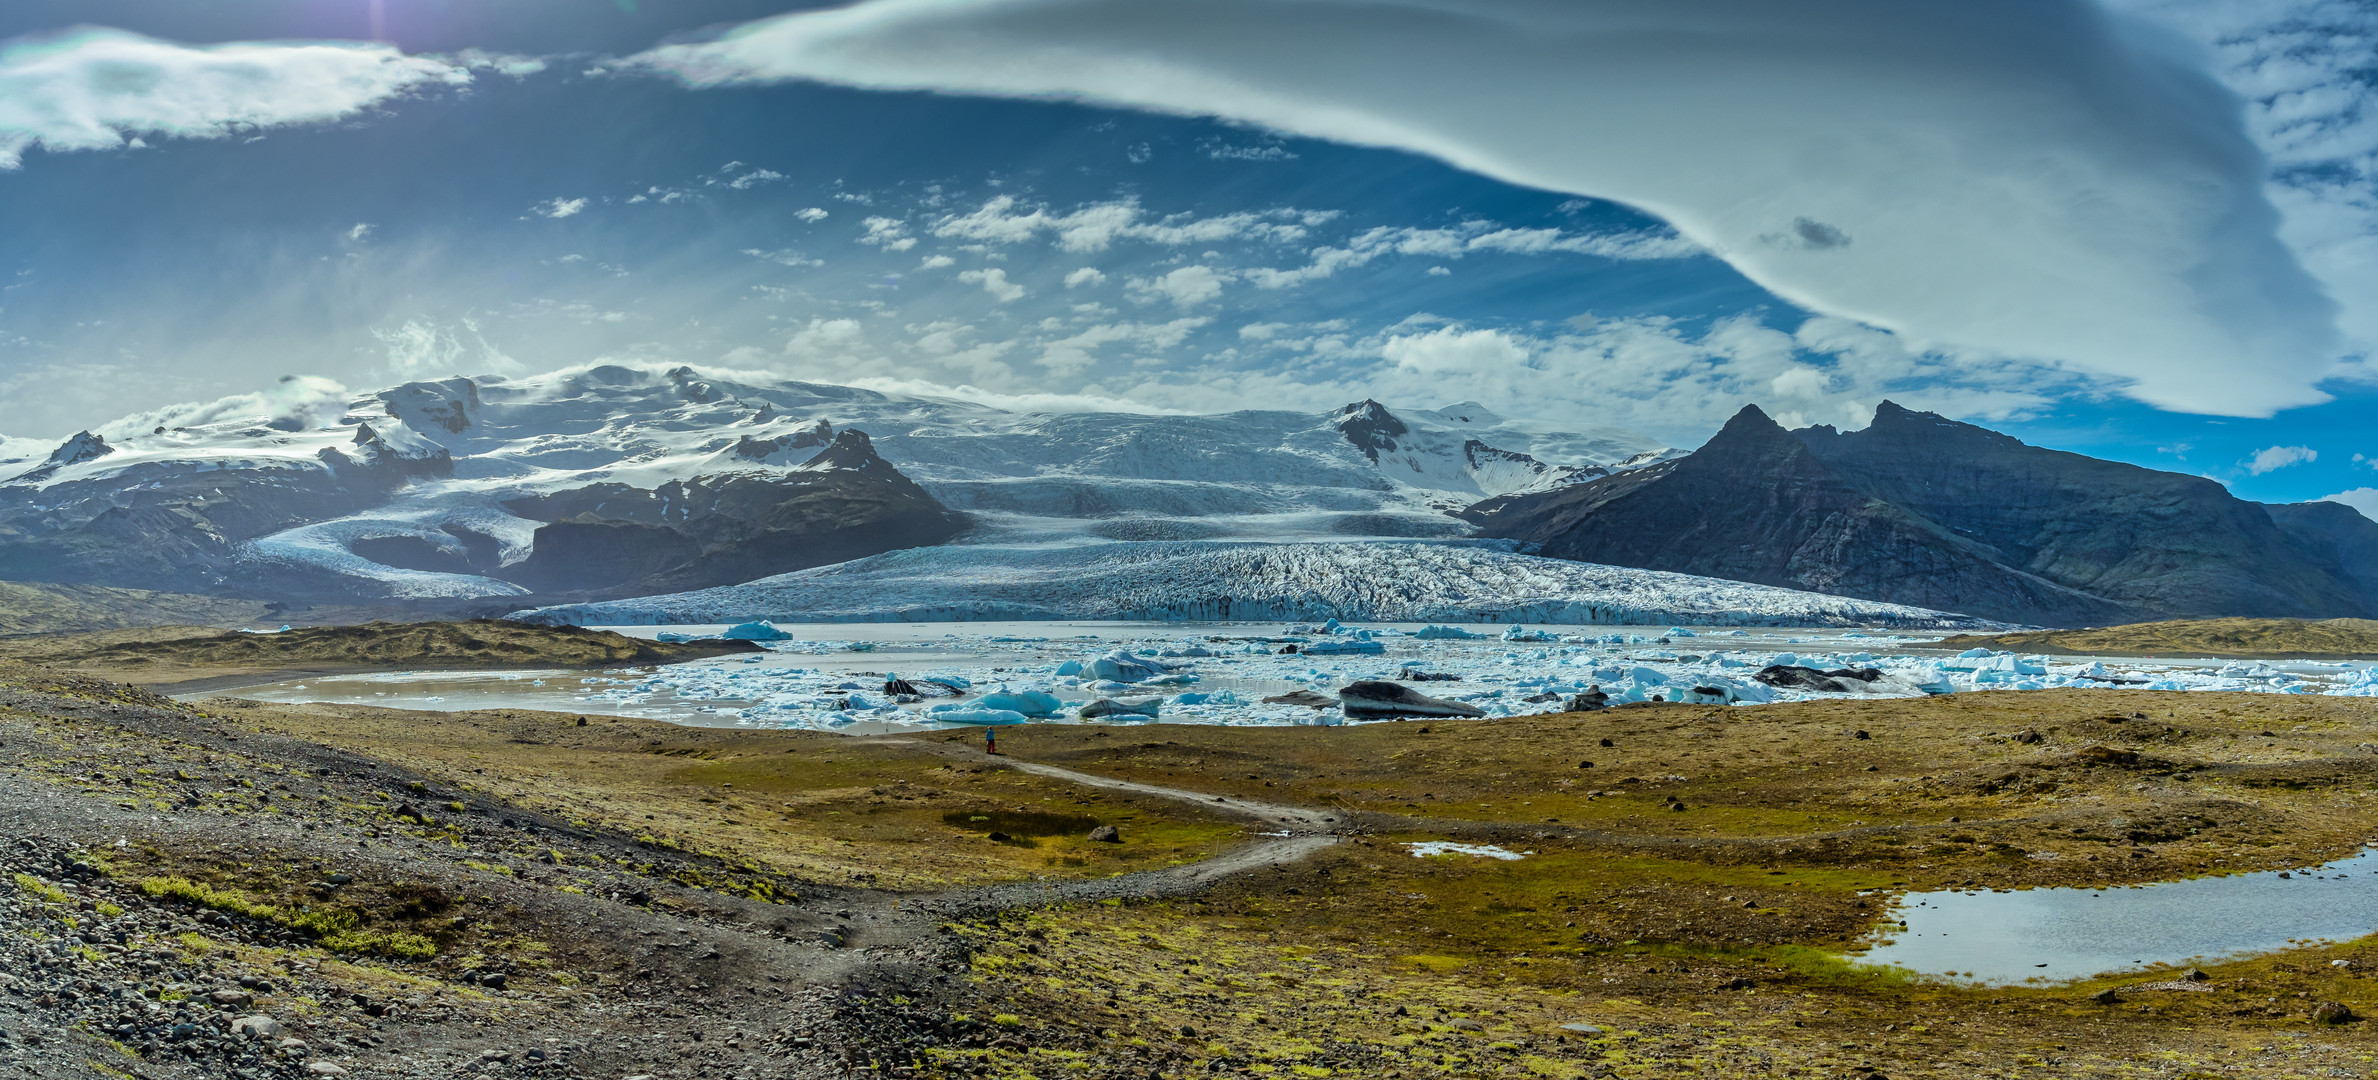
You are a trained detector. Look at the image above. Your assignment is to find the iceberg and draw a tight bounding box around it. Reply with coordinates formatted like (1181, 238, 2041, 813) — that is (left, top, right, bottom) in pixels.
(1414, 625, 1485, 640)
(720, 620, 793, 641)
(1301, 639, 1386, 656)
(975, 689, 1062, 718)
(926, 703, 1030, 725)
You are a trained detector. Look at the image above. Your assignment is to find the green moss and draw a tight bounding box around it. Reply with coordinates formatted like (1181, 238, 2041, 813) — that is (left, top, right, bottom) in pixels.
(12, 872, 69, 904)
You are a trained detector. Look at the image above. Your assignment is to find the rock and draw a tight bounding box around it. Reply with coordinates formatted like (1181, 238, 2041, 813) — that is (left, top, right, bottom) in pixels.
(1337, 681, 1485, 720)
(2013, 728, 2043, 744)
(1262, 690, 1336, 709)
(1559, 1022, 1605, 1034)
(229, 1016, 285, 1039)
(1522, 691, 1563, 704)
(210, 989, 254, 1007)
(1087, 825, 1122, 843)
(1399, 669, 1461, 681)
(2334, 959, 2356, 969)
(477, 972, 508, 990)
(1079, 698, 1161, 720)
(2089, 989, 2122, 1004)
(1447, 1018, 1486, 1031)
(2314, 1001, 2358, 1025)
(2182, 967, 2211, 981)
(2073, 745, 2140, 767)
(304, 1064, 347, 1076)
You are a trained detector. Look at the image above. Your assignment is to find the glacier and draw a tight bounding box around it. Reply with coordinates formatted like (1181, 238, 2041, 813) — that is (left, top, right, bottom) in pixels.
(510, 539, 1998, 629)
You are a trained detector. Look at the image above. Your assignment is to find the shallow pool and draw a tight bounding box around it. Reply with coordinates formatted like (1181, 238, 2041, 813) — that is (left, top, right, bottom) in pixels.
(1855, 849, 2378, 984)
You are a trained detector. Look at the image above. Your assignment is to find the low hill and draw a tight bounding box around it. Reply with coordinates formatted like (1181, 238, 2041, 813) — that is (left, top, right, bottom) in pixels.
(0, 618, 758, 686)
(0, 580, 275, 636)
(1927, 617, 2378, 660)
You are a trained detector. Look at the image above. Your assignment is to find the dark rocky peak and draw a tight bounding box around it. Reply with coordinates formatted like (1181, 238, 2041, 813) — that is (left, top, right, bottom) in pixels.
(377, 378, 480, 436)
(795, 429, 894, 474)
(1801, 399, 2028, 457)
(1672, 404, 1830, 477)
(667, 366, 723, 404)
(1331, 399, 1408, 463)
(731, 419, 833, 463)
(8, 431, 113, 484)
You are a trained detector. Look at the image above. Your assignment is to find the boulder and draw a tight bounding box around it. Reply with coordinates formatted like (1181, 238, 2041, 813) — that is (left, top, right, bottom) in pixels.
(1079, 698, 1160, 720)
(1087, 824, 1122, 843)
(1337, 681, 1486, 720)
(1566, 686, 1610, 712)
(229, 1016, 285, 1039)
(2314, 1001, 2357, 1025)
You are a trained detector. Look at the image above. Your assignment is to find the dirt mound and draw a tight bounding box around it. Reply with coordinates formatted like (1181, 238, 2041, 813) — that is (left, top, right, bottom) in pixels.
(0, 618, 756, 682)
(1927, 617, 2378, 659)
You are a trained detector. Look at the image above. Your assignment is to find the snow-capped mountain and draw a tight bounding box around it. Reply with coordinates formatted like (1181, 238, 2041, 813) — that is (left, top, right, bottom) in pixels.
(0, 364, 1670, 601)
(512, 539, 1991, 629)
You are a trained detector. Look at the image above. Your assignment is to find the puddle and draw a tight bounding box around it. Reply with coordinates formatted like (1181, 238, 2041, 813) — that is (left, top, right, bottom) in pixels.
(1405, 842, 1528, 860)
(1854, 848, 2378, 984)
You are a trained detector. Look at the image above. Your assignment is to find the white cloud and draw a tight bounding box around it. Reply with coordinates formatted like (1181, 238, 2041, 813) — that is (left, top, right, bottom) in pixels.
(373, 319, 521, 379)
(635, 0, 2343, 416)
(930, 195, 1310, 252)
(2244, 444, 2319, 474)
(96, 375, 353, 438)
(782, 317, 872, 365)
(0, 28, 470, 170)
(796, 207, 830, 222)
(727, 168, 786, 189)
(1064, 267, 1107, 288)
(2324, 488, 2378, 522)
(959, 267, 1027, 302)
(1382, 326, 1530, 374)
(534, 197, 589, 219)
(918, 254, 956, 270)
(860, 216, 917, 251)
(447, 49, 549, 78)
(346, 223, 374, 242)
(743, 248, 822, 267)
(1127, 265, 1226, 308)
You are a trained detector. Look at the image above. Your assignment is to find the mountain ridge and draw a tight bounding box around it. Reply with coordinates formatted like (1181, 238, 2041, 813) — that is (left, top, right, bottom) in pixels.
(1467, 401, 2374, 626)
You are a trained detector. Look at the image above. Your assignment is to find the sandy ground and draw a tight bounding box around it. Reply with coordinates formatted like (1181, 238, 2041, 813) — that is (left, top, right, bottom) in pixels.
(9, 650, 2378, 1078)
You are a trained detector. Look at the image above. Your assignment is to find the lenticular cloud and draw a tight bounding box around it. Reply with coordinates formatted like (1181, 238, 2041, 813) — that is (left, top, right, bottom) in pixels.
(0, 28, 469, 170)
(635, 0, 2345, 416)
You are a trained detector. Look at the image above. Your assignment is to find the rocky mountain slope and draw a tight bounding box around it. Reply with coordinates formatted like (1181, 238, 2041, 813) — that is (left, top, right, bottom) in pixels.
(1467, 402, 2376, 626)
(0, 365, 1667, 603)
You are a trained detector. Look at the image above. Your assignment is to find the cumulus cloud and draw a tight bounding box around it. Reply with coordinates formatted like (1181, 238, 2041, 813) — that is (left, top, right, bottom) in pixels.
(2326, 488, 2378, 523)
(959, 267, 1027, 301)
(1127, 265, 1226, 308)
(918, 254, 956, 270)
(1063, 267, 1107, 288)
(634, 0, 2343, 416)
(860, 216, 917, 250)
(534, 197, 589, 219)
(796, 207, 830, 222)
(0, 28, 470, 170)
(2244, 444, 2319, 474)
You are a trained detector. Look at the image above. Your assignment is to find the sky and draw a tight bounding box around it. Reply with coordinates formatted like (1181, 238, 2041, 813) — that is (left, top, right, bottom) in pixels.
(0, 0, 2374, 515)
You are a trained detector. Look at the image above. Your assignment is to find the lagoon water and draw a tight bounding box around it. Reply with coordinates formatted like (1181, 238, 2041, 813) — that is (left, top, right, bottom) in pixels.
(212, 619, 2375, 731)
(1857, 849, 2378, 984)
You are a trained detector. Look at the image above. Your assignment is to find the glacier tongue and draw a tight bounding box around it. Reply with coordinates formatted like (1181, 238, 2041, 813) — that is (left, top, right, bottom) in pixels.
(511, 539, 1996, 629)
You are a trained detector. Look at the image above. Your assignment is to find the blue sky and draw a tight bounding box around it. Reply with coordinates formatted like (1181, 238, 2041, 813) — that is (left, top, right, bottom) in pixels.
(0, 0, 2374, 513)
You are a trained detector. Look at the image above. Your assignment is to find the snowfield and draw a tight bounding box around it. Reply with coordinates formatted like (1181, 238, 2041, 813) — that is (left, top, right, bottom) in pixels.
(510, 539, 1996, 628)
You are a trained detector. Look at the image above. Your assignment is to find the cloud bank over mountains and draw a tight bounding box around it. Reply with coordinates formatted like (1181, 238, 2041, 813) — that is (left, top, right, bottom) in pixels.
(635, 0, 2346, 416)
